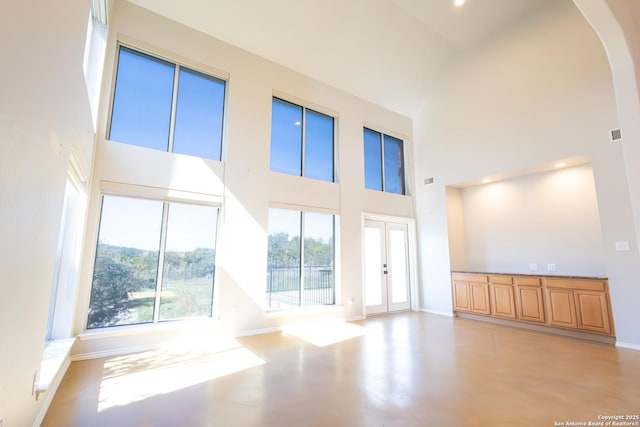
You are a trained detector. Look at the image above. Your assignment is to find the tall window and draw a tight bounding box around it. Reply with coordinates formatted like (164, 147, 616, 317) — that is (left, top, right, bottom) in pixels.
(87, 196, 218, 328)
(266, 208, 335, 310)
(364, 128, 405, 195)
(46, 160, 88, 340)
(109, 46, 226, 160)
(270, 98, 334, 182)
(83, 0, 107, 129)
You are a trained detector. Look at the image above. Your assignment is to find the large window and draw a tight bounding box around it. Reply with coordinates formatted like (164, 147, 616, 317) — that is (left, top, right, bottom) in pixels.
(83, 0, 107, 129)
(46, 160, 88, 340)
(266, 208, 335, 310)
(109, 45, 226, 160)
(87, 196, 219, 328)
(364, 128, 405, 194)
(270, 98, 334, 182)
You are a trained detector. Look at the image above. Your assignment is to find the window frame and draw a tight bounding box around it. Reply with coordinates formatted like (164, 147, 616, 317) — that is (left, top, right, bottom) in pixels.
(270, 95, 337, 182)
(46, 153, 89, 341)
(266, 204, 339, 311)
(106, 41, 229, 161)
(83, 0, 108, 129)
(85, 191, 223, 330)
(363, 127, 407, 195)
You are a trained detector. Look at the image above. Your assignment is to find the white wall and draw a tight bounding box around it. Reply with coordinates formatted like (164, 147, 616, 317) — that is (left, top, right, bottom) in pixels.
(456, 164, 606, 276)
(445, 187, 466, 271)
(73, 0, 415, 356)
(0, 1, 96, 425)
(574, 0, 640, 255)
(413, 0, 640, 346)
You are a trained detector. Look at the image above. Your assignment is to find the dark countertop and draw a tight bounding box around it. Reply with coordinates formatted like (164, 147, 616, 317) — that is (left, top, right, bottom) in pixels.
(451, 270, 608, 280)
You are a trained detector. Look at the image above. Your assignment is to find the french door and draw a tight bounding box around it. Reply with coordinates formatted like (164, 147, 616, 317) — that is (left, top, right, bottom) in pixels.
(364, 219, 411, 314)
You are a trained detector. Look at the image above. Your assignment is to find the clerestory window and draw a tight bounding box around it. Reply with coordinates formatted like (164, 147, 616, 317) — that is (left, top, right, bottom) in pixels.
(109, 45, 226, 160)
(363, 128, 405, 195)
(270, 97, 335, 182)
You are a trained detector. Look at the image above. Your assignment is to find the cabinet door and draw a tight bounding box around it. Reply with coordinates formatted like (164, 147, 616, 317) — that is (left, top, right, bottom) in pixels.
(575, 291, 611, 334)
(516, 286, 545, 323)
(470, 283, 491, 315)
(545, 289, 577, 328)
(490, 284, 516, 319)
(452, 281, 471, 312)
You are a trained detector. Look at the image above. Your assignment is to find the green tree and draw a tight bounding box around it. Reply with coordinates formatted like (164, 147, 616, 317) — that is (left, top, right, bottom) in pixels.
(87, 243, 217, 328)
(267, 232, 300, 268)
(304, 236, 333, 266)
(87, 244, 158, 328)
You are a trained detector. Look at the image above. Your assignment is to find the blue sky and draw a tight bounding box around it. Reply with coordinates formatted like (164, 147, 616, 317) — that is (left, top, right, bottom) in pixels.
(98, 196, 218, 252)
(110, 46, 225, 160)
(270, 98, 333, 182)
(268, 209, 334, 242)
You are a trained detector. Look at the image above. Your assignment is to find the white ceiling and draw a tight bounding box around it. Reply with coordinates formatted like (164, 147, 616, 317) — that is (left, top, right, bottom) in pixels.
(126, 0, 551, 117)
(389, 0, 549, 48)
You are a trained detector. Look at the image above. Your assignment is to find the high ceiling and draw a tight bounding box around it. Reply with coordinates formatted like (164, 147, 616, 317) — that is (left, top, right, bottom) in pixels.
(126, 0, 551, 117)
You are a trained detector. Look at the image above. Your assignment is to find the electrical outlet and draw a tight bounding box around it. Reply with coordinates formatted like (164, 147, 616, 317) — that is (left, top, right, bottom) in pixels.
(615, 241, 630, 251)
(547, 263, 557, 272)
(529, 263, 538, 271)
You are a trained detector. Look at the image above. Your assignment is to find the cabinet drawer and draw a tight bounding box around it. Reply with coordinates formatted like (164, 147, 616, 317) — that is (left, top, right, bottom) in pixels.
(515, 276, 541, 287)
(545, 278, 606, 291)
(490, 275, 513, 285)
(452, 273, 488, 283)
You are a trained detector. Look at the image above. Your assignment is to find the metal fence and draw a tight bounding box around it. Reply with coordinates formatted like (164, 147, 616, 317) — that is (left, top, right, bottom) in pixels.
(266, 265, 335, 307)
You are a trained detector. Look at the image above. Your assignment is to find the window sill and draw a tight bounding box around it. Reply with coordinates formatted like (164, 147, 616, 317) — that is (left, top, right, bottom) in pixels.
(35, 338, 76, 399)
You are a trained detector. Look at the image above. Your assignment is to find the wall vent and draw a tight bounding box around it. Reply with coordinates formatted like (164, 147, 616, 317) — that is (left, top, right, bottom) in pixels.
(423, 177, 435, 185)
(609, 128, 622, 143)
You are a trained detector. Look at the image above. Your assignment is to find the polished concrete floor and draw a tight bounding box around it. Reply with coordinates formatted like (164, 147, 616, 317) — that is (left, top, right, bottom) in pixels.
(43, 312, 640, 426)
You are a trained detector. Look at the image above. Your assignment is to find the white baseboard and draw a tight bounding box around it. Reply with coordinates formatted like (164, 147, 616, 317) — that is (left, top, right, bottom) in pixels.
(615, 341, 640, 351)
(418, 308, 454, 317)
(73, 315, 370, 360)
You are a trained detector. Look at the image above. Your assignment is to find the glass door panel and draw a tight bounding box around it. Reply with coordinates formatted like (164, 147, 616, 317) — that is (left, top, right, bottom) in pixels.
(364, 219, 411, 315)
(388, 223, 410, 311)
(364, 220, 386, 313)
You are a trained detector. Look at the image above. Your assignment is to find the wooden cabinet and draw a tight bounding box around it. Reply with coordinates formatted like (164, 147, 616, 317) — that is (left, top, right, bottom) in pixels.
(452, 280, 471, 311)
(514, 276, 545, 323)
(575, 290, 611, 334)
(452, 274, 489, 315)
(545, 288, 578, 328)
(451, 272, 614, 339)
(544, 278, 612, 335)
(489, 275, 516, 319)
(470, 282, 491, 314)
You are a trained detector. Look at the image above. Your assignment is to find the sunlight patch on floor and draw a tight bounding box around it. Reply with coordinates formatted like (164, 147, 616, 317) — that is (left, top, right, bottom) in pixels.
(97, 335, 265, 412)
(282, 320, 366, 347)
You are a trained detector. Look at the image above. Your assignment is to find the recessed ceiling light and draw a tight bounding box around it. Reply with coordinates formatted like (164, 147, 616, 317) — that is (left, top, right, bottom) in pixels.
(482, 178, 492, 184)
(454, 0, 466, 7)
(554, 162, 566, 168)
